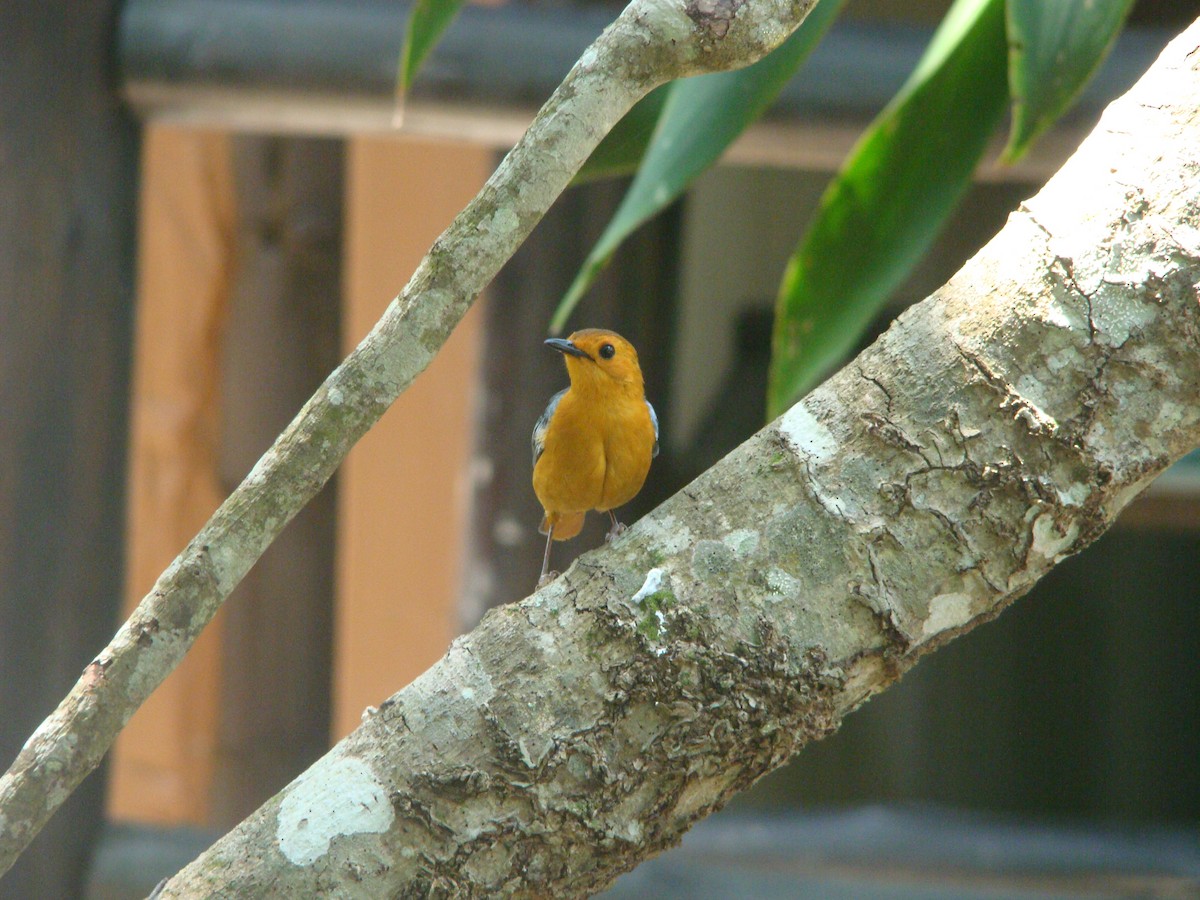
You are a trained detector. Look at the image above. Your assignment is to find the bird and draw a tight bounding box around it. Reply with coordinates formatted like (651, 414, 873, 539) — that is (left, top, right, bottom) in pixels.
(532, 328, 659, 587)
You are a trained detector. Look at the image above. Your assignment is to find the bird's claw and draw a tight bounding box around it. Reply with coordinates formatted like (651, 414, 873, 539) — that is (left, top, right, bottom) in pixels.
(605, 521, 627, 543)
(537, 571, 559, 589)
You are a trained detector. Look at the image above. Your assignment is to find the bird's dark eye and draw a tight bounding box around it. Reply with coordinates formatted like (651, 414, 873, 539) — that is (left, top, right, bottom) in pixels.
(599, 343, 616, 359)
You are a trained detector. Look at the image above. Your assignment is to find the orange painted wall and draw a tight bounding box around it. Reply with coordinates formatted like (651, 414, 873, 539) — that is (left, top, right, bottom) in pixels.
(333, 136, 491, 738)
(108, 127, 234, 824)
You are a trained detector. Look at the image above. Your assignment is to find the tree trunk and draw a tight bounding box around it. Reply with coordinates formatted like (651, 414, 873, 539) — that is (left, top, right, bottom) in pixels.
(157, 19, 1200, 897)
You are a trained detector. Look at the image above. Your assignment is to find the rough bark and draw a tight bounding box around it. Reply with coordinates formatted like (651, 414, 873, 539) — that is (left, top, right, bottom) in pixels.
(157, 20, 1200, 898)
(0, 0, 817, 878)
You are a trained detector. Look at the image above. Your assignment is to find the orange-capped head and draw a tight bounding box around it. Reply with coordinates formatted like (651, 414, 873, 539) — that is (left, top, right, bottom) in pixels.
(544, 329, 644, 394)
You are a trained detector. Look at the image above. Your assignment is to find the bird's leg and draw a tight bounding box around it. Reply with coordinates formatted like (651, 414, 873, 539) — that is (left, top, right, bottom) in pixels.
(606, 510, 626, 543)
(537, 523, 557, 588)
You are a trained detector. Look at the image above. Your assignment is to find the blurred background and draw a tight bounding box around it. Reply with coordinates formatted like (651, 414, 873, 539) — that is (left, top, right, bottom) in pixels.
(1, 1, 1198, 897)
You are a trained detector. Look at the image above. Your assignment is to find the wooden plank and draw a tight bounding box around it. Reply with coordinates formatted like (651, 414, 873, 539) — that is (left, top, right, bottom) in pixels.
(106, 126, 235, 826)
(334, 136, 491, 739)
(209, 136, 342, 827)
(0, 5, 140, 893)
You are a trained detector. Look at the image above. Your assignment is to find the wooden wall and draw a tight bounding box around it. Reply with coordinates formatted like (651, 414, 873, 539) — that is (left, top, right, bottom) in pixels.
(107, 127, 491, 825)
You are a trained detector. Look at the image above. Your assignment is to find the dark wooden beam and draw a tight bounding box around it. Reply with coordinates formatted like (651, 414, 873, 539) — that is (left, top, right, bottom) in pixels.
(210, 136, 342, 828)
(0, 4, 139, 896)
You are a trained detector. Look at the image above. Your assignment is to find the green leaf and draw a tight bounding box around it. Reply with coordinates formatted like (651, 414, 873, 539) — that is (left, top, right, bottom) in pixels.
(396, 0, 466, 103)
(1004, 0, 1135, 162)
(550, 0, 845, 334)
(767, 0, 1009, 418)
(573, 85, 672, 185)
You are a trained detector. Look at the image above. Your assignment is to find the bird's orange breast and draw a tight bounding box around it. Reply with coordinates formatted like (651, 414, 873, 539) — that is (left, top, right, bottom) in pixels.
(533, 387, 656, 522)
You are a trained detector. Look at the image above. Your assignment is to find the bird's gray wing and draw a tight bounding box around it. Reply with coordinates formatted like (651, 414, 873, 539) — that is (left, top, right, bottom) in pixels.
(533, 388, 568, 466)
(647, 400, 659, 458)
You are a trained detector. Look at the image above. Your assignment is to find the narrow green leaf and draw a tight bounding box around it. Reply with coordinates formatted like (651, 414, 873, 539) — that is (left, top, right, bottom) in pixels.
(550, 0, 845, 334)
(396, 0, 466, 103)
(1004, 0, 1135, 162)
(767, 0, 1008, 418)
(573, 85, 672, 185)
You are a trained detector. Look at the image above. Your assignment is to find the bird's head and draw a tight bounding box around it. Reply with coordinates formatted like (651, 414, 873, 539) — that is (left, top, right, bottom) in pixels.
(545, 329, 644, 392)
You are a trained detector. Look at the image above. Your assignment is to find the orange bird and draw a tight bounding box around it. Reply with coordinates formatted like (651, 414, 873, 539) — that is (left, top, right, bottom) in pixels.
(532, 329, 658, 586)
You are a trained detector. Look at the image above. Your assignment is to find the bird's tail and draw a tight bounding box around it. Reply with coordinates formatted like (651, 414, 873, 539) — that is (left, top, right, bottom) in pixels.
(541, 511, 585, 541)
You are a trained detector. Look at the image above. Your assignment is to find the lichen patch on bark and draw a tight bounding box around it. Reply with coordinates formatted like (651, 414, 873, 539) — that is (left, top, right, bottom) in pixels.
(685, 0, 744, 38)
(276, 756, 394, 867)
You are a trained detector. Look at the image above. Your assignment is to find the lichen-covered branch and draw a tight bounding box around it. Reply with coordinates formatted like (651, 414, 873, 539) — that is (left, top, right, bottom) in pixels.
(0, 0, 818, 877)
(158, 20, 1200, 898)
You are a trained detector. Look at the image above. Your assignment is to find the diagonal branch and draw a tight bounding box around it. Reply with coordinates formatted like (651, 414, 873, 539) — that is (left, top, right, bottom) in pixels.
(158, 18, 1200, 897)
(0, 0, 820, 877)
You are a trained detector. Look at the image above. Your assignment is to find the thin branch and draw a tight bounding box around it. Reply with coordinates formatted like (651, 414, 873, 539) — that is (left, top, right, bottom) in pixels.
(0, 0, 820, 877)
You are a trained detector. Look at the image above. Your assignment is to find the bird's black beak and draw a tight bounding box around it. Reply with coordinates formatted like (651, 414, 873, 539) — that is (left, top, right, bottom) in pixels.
(545, 337, 592, 360)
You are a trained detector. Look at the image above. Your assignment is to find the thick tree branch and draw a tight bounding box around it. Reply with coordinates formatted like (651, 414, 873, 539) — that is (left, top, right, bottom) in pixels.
(0, 0, 818, 877)
(156, 19, 1200, 898)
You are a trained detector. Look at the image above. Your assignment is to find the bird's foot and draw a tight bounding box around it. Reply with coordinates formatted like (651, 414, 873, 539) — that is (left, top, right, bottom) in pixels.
(537, 571, 559, 589)
(605, 521, 626, 543)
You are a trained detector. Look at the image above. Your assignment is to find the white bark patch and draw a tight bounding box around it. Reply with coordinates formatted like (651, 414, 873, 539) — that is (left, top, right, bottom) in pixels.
(812, 489, 855, 519)
(631, 567, 667, 604)
(1091, 286, 1158, 346)
(634, 568, 669, 644)
(639, 0, 697, 44)
(612, 817, 643, 844)
(482, 206, 519, 237)
(277, 756, 394, 866)
(577, 45, 598, 69)
(125, 627, 187, 702)
(764, 567, 800, 601)
(779, 403, 838, 464)
(723, 528, 759, 557)
(1046, 345, 1082, 374)
(922, 592, 974, 639)
(1056, 482, 1090, 507)
(1040, 300, 1074, 330)
(1010, 376, 1060, 435)
(1030, 512, 1080, 562)
(1152, 399, 1189, 434)
(672, 772, 733, 822)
